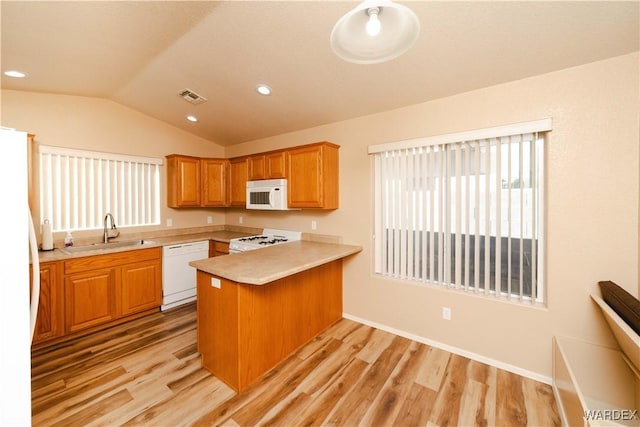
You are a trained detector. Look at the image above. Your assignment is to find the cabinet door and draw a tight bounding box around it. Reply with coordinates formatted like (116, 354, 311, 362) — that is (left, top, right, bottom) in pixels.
(65, 268, 117, 333)
(213, 241, 229, 256)
(286, 143, 339, 209)
(266, 151, 286, 178)
(121, 259, 162, 316)
(287, 145, 323, 208)
(202, 158, 228, 206)
(248, 152, 286, 179)
(247, 155, 266, 180)
(166, 155, 201, 207)
(31, 261, 62, 343)
(228, 157, 248, 206)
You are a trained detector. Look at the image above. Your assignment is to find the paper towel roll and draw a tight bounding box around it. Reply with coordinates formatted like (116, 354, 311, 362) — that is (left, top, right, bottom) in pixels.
(42, 219, 53, 250)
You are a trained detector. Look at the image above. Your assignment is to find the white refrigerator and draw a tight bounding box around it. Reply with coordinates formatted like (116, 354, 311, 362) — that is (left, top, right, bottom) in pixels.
(0, 129, 35, 424)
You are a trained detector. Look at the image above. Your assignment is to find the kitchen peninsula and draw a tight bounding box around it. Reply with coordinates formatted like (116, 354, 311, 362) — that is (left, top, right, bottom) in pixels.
(190, 240, 361, 392)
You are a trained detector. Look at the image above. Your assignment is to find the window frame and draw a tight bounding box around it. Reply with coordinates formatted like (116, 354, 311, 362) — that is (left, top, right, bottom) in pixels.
(38, 145, 163, 232)
(369, 119, 551, 305)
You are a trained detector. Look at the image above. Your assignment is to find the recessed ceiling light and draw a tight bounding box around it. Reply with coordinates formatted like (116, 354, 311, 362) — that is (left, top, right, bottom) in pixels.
(186, 115, 198, 123)
(4, 70, 26, 78)
(256, 84, 272, 96)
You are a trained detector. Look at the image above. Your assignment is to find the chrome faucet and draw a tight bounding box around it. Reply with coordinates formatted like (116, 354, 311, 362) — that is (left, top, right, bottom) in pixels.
(103, 213, 120, 243)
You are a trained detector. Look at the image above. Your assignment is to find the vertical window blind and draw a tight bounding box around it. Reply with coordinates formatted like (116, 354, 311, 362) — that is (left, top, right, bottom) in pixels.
(39, 145, 162, 232)
(370, 119, 551, 304)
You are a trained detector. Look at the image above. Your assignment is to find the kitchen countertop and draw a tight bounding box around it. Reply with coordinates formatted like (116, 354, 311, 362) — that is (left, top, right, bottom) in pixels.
(189, 240, 362, 285)
(36, 230, 253, 262)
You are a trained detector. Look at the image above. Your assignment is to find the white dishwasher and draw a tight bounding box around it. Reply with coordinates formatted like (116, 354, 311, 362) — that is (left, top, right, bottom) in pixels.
(162, 240, 209, 311)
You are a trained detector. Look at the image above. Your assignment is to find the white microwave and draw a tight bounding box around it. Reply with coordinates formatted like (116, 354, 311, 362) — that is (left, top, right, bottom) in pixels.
(246, 179, 292, 210)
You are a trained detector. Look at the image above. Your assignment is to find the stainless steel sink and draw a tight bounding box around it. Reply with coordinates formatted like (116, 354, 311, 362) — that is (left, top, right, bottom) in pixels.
(59, 239, 156, 254)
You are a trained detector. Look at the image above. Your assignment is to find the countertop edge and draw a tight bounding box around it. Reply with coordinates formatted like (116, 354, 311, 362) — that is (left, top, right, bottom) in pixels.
(190, 241, 362, 285)
(35, 230, 253, 263)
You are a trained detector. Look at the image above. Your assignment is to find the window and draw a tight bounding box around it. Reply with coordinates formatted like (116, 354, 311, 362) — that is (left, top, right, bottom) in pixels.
(370, 119, 551, 304)
(38, 145, 162, 232)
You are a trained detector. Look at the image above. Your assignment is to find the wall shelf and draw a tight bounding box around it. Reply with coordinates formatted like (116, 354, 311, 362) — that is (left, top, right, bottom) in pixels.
(552, 295, 640, 426)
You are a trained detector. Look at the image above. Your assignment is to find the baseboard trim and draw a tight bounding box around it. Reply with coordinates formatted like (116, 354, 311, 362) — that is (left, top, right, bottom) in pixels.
(342, 312, 552, 385)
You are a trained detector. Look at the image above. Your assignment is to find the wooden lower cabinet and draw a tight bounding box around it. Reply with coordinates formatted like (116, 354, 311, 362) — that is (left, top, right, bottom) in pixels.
(61, 247, 162, 337)
(121, 259, 162, 316)
(31, 261, 63, 343)
(211, 240, 229, 257)
(65, 268, 117, 333)
(197, 259, 343, 391)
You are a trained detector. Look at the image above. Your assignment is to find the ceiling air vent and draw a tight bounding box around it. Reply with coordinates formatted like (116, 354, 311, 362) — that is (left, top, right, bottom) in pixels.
(178, 88, 207, 105)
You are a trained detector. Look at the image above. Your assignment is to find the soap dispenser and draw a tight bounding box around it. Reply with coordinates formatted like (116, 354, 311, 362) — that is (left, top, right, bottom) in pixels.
(64, 231, 74, 247)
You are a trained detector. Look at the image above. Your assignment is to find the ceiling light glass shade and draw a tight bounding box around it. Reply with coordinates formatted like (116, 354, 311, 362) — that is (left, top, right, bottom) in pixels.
(256, 84, 272, 95)
(331, 0, 420, 64)
(4, 70, 26, 78)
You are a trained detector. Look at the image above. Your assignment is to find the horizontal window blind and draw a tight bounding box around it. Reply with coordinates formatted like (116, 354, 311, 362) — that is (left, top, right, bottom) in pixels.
(39, 145, 162, 232)
(371, 119, 550, 304)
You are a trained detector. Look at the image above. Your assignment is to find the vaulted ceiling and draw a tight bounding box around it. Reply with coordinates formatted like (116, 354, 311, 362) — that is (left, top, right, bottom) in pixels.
(2, 1, 638, 146)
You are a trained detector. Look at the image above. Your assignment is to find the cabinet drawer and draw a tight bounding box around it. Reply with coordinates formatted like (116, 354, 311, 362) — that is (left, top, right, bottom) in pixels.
(213, 241, 229, 256)
(65, 247, 161, 275)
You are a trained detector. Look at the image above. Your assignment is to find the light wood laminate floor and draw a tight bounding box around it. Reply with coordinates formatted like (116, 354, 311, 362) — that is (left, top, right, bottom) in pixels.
(32, 303, 560, 426)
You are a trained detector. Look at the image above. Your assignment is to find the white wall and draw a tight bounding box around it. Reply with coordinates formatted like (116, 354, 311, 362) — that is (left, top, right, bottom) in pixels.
(225, 52, 640, 380)
(1, 90, 228, 242)
(3, 53, 637, 380)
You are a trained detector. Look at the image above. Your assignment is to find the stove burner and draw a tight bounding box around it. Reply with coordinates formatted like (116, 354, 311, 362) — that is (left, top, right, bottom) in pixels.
(239, 235, 268, 242)
(259, 238, 288, 245)
(229, 229, 301, 253)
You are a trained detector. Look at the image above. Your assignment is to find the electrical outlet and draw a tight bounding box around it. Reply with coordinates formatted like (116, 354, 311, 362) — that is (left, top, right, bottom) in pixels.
(207, 216, 213, 224)
(166, 218, 173, 227)
(211, 277, 221, 289)
(311, 220, 317, 230)
(239, 216, 243, 224)
(442, 307, 451, 320)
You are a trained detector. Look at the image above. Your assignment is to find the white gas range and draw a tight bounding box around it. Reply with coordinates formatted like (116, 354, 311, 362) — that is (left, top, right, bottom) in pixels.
(229, 228, 301, 253)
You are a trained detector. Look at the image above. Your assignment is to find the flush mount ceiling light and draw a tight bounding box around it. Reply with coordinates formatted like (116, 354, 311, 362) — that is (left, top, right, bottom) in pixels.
(256, 84, 272, 96)
(330, 0, 420, 64)
(4, 70, 26, 78)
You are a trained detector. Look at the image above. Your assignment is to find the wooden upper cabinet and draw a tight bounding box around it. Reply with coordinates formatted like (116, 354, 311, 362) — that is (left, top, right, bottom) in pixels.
(247, 155, 266, 180)
(166, 142, 338, 210)
(228, 157, 248, 206)
(166, 155, 201, 207)
(287, 142, 339, 209)
(266, 151, 286, 179)
(202, 158, 228, 206)
(248, 151, 286, 180)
